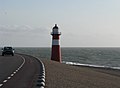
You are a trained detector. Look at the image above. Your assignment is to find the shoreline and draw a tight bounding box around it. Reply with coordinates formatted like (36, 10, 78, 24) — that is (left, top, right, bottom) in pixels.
(42, 60, 120, 88)
(63, 61, 120, 70)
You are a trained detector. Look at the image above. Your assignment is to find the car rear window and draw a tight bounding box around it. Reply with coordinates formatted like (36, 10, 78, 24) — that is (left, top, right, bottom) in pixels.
(4, 47, 12, 50)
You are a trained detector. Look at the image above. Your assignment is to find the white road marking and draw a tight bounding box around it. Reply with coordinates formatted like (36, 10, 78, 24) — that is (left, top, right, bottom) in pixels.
(7, 77, 11, 79)
(0, 54, 26, 87)
(17, 68, 20, 71)
(11, 74, 14, 76)
(13, 72, 16, 74)
(0, 84, 3, 87)
(3, 80, 7, 83)
(17, 55, 25, 70)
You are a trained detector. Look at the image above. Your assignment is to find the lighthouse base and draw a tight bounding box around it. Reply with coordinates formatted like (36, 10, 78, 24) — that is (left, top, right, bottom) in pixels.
(51, 45, 61, 63)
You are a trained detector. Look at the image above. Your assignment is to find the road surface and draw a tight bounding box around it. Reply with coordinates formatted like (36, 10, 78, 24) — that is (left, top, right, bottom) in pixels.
(0, 54, 42, 88)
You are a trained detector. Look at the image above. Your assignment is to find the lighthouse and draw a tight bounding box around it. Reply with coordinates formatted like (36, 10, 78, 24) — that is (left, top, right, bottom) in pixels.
(51, 24, 61, 62)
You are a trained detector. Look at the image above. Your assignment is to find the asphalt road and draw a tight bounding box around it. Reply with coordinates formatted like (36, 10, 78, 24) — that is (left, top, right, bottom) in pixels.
(0, 54, 41, 88)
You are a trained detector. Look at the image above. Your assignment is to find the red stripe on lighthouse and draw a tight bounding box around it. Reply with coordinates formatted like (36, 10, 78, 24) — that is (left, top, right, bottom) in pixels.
(53, 35, 60, 39)
(51, 45, 61, 62)
(51, 24, 61, 63)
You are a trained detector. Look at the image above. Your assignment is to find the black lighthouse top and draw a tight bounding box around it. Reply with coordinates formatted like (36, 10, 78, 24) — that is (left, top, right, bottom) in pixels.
(53, 24, 58, 29)
(51, 24, 61, 35)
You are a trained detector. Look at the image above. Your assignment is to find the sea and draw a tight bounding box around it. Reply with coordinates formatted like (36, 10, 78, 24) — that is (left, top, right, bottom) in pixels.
(15, 47, 120, 70)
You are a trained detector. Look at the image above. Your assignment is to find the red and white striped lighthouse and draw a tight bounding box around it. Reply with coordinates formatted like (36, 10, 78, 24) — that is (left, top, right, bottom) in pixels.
(51, 24, 61, 62)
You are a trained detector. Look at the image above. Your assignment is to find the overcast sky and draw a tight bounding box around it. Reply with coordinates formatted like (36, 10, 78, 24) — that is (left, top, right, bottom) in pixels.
(0, 0, 120, 47)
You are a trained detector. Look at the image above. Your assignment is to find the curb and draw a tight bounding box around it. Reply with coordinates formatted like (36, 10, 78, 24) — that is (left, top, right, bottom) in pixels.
(35, 57, 46, 88)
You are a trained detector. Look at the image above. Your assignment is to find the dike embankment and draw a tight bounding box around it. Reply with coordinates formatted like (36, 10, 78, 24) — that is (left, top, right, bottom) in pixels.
(42, 60, 120, 88)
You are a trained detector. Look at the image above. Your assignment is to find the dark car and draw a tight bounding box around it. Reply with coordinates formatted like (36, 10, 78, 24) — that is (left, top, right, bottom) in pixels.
(2, 47, 14, 56)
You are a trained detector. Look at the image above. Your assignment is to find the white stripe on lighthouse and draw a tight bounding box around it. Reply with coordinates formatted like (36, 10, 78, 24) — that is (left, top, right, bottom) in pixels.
(52, 39, 60, 45)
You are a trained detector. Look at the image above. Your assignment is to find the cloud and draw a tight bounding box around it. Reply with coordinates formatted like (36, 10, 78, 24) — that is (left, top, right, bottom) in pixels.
(0, 25, 51, 47)
(0, 25, 30, 32)
(0, 25, 49, 34)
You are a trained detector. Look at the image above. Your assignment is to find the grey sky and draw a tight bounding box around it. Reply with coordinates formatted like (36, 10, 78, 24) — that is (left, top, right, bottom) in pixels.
(0, 0, 120, 47)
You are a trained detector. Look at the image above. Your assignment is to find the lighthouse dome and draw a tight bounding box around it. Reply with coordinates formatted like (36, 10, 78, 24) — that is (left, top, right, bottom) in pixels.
(53, 24, 58, 29)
